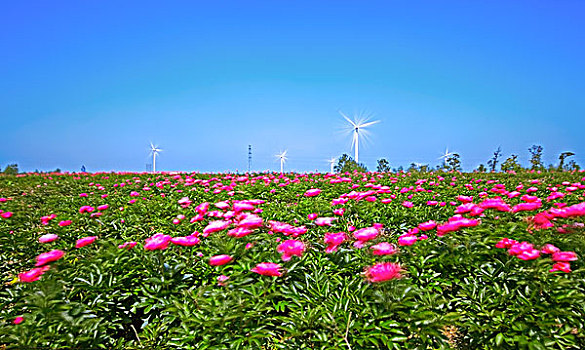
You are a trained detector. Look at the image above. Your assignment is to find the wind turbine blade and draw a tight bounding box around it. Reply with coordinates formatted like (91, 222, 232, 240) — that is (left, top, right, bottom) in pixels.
(358, 120, 380, 128)
(339, 111, 357, 127)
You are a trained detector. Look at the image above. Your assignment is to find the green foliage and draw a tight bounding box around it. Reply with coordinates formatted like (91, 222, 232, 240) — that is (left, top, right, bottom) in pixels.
(529, 145, 545, 171)
(2, 164, 19, 175)
(487, 146, 502, 172)
(334, 153, 367, 173)
(376, 158, 391, 173)
(501, 155, 523, 172)
(445, 153, 461, 171)
(558, 152, 575, 171)
(1, 170, 584, 349)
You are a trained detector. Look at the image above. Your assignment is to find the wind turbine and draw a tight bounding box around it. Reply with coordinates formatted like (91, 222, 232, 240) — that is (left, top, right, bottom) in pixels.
(150, 142, 162, 173)
(438, 147, 454, 161)
(275, 150, 288, 173)
(340, 110, 380, 163)
(328, 157, 336, 173)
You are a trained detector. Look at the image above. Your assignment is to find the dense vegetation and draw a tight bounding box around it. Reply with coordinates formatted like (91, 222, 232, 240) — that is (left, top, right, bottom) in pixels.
(1, 169, 584, 349)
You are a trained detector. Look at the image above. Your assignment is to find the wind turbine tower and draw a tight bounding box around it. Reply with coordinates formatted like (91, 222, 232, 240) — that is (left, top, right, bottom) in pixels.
(150, 143, 162, 173)
(340, 111, 380, 163)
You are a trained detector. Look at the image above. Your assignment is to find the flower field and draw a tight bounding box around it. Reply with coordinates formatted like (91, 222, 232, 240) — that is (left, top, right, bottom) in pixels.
(1, 170, 584, 349)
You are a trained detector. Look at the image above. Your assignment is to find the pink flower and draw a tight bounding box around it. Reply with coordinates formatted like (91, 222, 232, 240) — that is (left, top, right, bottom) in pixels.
(333, 208, 345, 216)
(315, 217, 336, 226)
(251, 262, 282, 277)
(38, 234, 59, 244)
(508, 241, 534, 256)
(118, 241, 137, 249)
(324, 232, 347, 253)
(76, 236, 97, 248)
(203, 220, 231, 235)
(19, 265, 50, 282)
(35, 250, 65, 266)
(397, 235, 417, 246)
(144, 233, 172, 250)
(228, 227, 253, 238)
(418, 220, 437, 231)
(552, 251, 578, 262)
(495, 238, 518, 249)
(511, 202, 542, 213)
(549, 262, 572, 273)
(217, 274, 230, 286)
(304, 188, 322, 197)
(307, 213, 318, 220)
(58, 220, 72, 227)
(540, 244, 560, 255)
(371, 242, 398, 255)
(353, 226, 379, 248)
(78, 206, 94, 214)
(517, 249, 540, 260)
(1, 211, 13, 218)
(171, 236, 201, 246)
(97, 204, 109, 211)
(365, 262, 402, 283)
(402, 201, 414, 208)
(13, 316, 24, 325)
(277, 240, 306, 261)
(209, 254, 233, 266)
(237, 214, 263, 229)
(178, 197, 192, 208)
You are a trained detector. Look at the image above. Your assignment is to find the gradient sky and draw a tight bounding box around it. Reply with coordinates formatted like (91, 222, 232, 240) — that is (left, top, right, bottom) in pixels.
(1, 1, 584, 173)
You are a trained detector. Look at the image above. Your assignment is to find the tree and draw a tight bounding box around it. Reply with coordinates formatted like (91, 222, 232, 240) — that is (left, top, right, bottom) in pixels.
(445, 153, 461, 171)
(487, 146, 502, 172)
(334, 154, 367, 173)
(376, 158, 391, 172)
(558, 152, 575, 171)
(501, 154, 522, 172)
(477, 164, 487, 173)
(528, 145, 544, 171)
(2, 164, 19, 175)
(566, 160, 580, 171)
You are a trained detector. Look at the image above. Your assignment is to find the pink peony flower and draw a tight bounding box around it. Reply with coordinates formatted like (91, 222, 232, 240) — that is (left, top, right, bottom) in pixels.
(19, 265, 50, 282)
(550, 262, 571, 273)
(402, 201, 414, 208)
(38, 234, 59, 244)
(13, 316, 24, 325)
(277, 240, 306, 261)
(58, 220, 72, 227)
(237, 214, 263, 229)
(251, 262, 282, 277)
(353, 226, 379, 248)
(540, 244, 560, 254)
(118, 241, 137, 249)
(144, 233, 172, 250)
(203, 220, 231, 235)
(171, 236, 201, 246)
(398, 235, 417, 246)
(35, 250, 65, 266)
(307, 213, 318, 220)
(315, 217, 336, 226)
(324, 232, 347, 253)
(371, 242, 398, 255)
(209, 254, 233, 266)
(304, 188, 322, 197)
(76, 236, 97, 248)
(1, 211, 13, 218)
(517, 249, 540, 260)
(552, 251, 578, 262)
(365, 262, 402, 283)
(217, 275, 230, 286)
(418, 220, 437, 231)
(97, 204, 109, 211)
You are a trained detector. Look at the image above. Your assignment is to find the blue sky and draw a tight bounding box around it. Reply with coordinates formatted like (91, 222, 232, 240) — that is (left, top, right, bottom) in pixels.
(1, 1, 584, 173)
